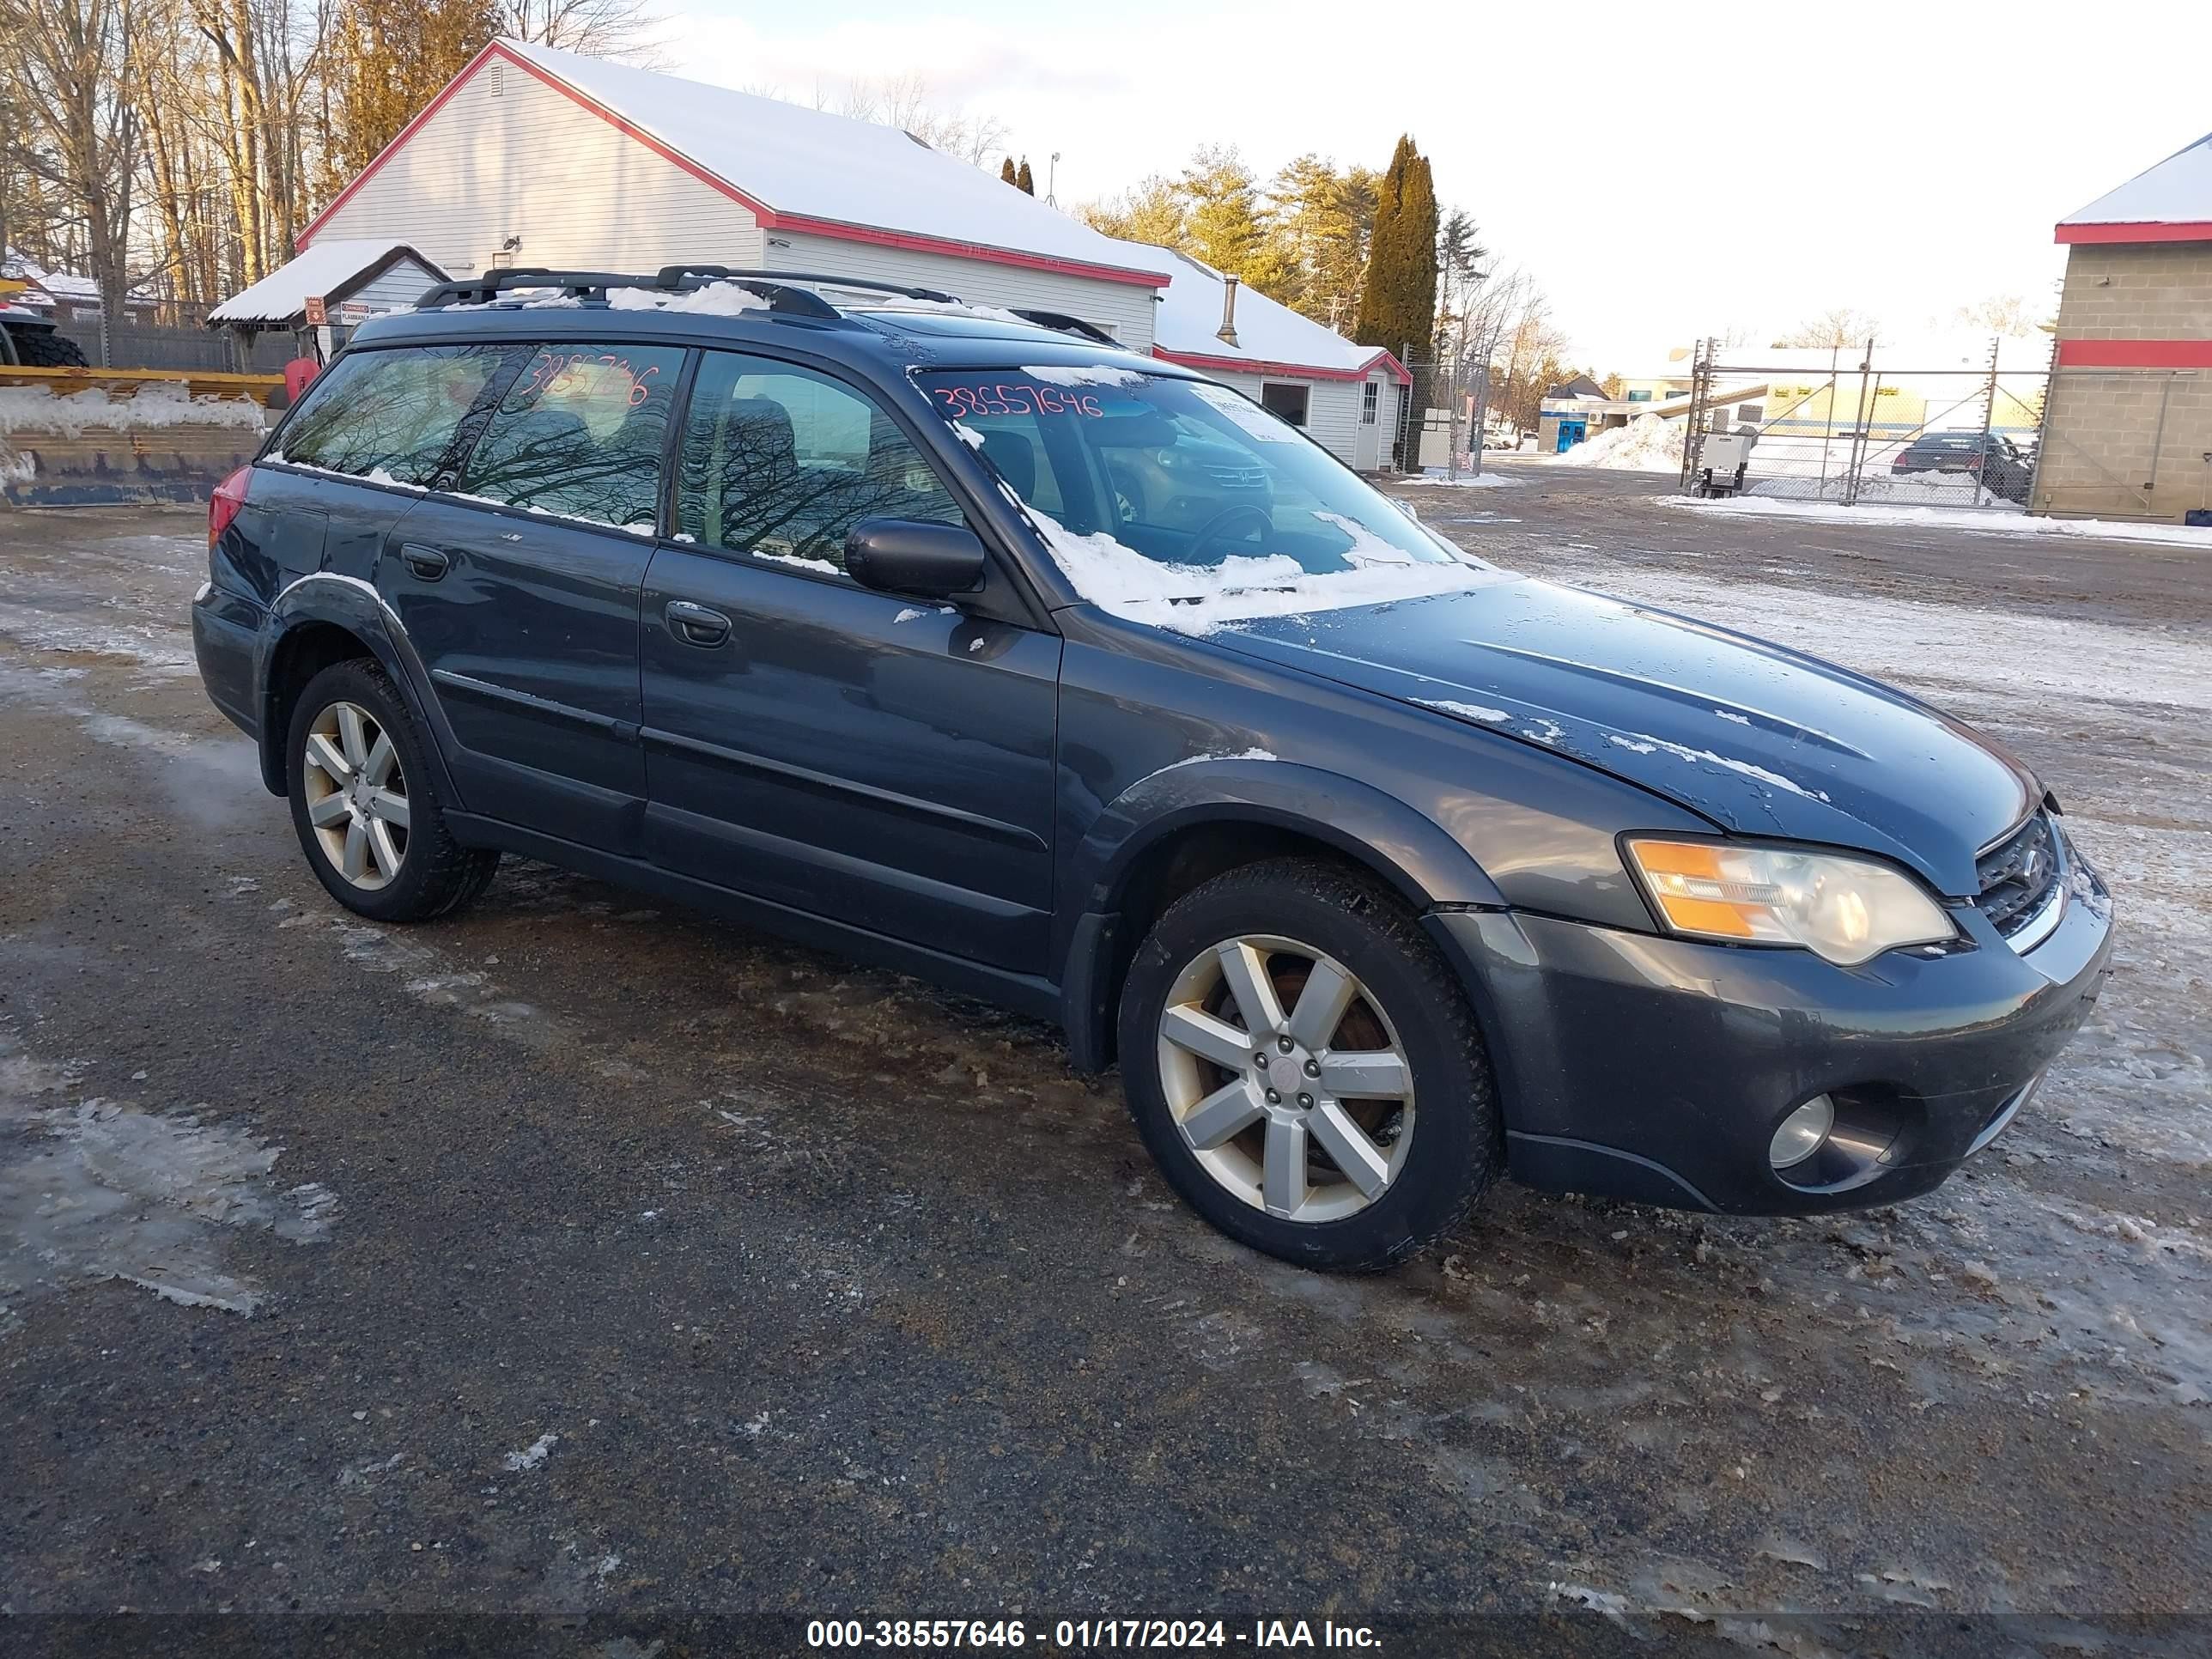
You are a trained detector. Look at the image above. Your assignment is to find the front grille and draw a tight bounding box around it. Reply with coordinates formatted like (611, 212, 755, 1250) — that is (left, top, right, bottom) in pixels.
(1202, 463, 1267, 490)
(1975, 813, 2060, 934)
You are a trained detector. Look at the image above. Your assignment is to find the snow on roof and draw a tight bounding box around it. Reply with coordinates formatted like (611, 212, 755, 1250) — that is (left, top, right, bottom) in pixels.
(210, 240, 443, 324)
(488, 40, 1165, 285)
(1139, 247, 1407, 382)
(3, 251, 100, 306)
(2058, 130, 2212, 236)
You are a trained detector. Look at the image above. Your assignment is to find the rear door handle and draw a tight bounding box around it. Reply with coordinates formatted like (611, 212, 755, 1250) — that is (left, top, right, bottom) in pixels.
(400, 544, 451, 581)
(665, 599, 732, 647)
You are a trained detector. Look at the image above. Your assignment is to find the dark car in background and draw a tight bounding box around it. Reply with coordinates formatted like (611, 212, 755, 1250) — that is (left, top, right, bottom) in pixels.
(1890, 429, 2035, 503)
(191, 267, 2113, 1272)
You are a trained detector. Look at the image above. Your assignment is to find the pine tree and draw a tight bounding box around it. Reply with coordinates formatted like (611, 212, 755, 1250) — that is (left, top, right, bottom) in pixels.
(328, 0, 501, 177)
(1001, 156, 1018, 186)
(1268, 155, 1377, 329)
(1015, 158, 1036, 195)
(1177, 145, 1293, 300)
(1077, 176, 1188, 247)
(1355, 136, 1440, 464)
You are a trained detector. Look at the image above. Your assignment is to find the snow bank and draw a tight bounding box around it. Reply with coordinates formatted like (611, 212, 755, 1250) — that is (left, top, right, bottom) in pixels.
(1027, 507, 1499, 634)
(1555, 413, 1682, 472)
(1401, 471, 1520, 489)
(608, 282, 769, 315)
(1659, 494, 2212, 547)
(0, 381, 267, 439)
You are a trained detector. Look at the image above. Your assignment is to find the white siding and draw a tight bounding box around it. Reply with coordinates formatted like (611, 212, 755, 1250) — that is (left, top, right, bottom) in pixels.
(345, 257, 444, 313)
(1171, 366, 1371, 467)
(312, 57, 764, 276)
(769, 230, 1158, 352)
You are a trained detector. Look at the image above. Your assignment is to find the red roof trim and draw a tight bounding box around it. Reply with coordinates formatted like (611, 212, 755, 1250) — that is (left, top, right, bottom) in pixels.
(2054, 337, 2212, 368)
(1154, 346, 1412, 386)
(2055, 219, 2212, 245)
(301, 44, 1169, 291)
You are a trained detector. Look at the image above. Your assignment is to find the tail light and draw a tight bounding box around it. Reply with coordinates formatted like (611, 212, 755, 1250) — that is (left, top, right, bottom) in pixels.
(209, 463, 252, 548)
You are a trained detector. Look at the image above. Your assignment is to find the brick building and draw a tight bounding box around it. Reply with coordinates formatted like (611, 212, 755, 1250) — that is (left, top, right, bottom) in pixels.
(2038, 132, 2212, 522)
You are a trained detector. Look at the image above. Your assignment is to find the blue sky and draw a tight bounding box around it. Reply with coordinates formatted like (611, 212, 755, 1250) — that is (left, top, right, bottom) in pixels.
(659, 1, 2212, 368)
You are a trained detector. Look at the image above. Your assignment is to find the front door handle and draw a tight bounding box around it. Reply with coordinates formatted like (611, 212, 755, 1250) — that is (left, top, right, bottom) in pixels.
(400, 544, 451, 581)
(665, 599, 732, 647)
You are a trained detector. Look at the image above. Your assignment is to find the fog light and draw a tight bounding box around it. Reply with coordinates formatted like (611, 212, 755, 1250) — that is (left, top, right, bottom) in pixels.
(1769, 1095, 1836, 1169)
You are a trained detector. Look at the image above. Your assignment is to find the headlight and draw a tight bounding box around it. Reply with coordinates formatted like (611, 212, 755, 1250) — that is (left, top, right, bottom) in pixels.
(1623, 837, 1956, 966)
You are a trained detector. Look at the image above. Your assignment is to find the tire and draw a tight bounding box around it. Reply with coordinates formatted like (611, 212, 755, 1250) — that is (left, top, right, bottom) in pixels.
(5, 324, 91, 369)
(285, 658, 498, 922)
(1117, 857, 1502, 1273)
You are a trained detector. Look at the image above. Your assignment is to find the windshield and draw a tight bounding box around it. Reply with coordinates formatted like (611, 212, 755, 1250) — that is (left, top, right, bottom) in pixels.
(919, 368, 1498, 630)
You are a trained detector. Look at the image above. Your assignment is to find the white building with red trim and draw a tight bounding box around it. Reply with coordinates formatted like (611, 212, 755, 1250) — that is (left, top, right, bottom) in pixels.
(282, 39, 1407, 468)
(2039, 132, 2212, 520)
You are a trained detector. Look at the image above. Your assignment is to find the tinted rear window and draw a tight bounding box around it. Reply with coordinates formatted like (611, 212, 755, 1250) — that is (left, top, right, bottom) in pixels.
(276, 344, 516, 485)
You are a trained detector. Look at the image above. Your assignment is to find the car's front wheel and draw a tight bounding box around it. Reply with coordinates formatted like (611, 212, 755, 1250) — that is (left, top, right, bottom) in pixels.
(285, 658, 498, 922)
(1118, 858, 1502, 1272)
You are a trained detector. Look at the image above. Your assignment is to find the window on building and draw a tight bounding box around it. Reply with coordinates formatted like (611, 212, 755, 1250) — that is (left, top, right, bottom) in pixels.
(1735, 403, 1765, 424)
(1259, 382, 1310, 427)
(453, 343, 686, 530)
(1360, 382, 1379, 425)
(276, 343, 518, 485)
(1626, 389, 1652, 403)
(676, 351, 963, 574)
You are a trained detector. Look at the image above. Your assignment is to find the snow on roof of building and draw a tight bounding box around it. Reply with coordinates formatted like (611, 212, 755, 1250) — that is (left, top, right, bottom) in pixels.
(210, 240, 443, 324)
(1139, 248, 1407, 383)
(3, 251, 103, 306)
(2057, 130, 2212, 241)
(358, 40, 1166, 287)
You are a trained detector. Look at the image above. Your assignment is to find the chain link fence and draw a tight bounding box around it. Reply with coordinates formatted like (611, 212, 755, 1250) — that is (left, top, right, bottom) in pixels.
(1391, 349, 1516, 479)
(1677, 337, 2051, 510)
(47, 301, 244, 373)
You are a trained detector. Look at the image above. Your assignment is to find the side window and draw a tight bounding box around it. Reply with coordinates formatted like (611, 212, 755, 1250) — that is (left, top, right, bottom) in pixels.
(453, 344, 686, 531)
(276, 344, 514, 485)
(677, 351, 964, 574)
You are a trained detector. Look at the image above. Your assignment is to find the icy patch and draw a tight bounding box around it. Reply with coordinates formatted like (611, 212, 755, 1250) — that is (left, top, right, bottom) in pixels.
(1020, 363, 1147, 387)
(1607, 732, 1829, 800)
(1159, 748, 1277, 770)
(1313, 511, 1418, 564)
(1414, 696, 1510, 724)
(502, 1431, 559, 1471)
(1028, 507, 1498, 635)
(949, 422, 988, 449)
(0, 1034, 335, 1327)
(1400, 471, 1521, 489)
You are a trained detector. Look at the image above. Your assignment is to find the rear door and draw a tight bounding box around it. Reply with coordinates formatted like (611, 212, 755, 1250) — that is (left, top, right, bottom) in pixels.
(378, 341, 687, 852)
(638, 349, 1060, 972)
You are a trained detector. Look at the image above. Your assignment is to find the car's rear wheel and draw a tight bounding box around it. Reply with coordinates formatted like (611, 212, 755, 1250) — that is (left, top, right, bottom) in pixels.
(1118, 858, 1502, 1272)
(286, 659, 497, 922)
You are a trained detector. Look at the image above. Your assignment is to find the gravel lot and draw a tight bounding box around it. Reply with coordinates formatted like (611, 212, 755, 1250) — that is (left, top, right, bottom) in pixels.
(2, 470, 2206, 1656)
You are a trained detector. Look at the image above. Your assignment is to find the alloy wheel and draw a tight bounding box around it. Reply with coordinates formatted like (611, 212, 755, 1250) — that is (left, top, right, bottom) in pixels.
(301, 700, 410, 890)
(1154, 934, 1416, 1224)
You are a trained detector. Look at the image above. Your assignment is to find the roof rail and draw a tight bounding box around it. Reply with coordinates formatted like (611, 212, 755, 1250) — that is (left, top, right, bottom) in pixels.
(1007, 308, 1120, 346)
(414, 266, 842, 319)
(653, 265, 963, 306)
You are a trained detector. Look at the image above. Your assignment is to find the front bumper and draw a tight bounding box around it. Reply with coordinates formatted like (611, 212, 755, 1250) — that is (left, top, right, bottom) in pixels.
(1425, 840, 2115, 1214)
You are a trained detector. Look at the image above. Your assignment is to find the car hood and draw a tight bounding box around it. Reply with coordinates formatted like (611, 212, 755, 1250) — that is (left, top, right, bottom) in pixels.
(1206, 576, 2038, 896)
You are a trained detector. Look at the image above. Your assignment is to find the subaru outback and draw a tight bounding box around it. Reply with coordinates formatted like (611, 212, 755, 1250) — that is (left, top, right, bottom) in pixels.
(191, 266, 2114, 1272)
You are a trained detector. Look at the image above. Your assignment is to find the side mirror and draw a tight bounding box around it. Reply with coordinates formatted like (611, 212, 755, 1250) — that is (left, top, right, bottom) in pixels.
(845, 518, 988, 598)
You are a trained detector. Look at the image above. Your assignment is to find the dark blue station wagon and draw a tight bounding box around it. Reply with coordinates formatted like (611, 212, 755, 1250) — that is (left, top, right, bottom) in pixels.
(191, 267, 2114, 1271)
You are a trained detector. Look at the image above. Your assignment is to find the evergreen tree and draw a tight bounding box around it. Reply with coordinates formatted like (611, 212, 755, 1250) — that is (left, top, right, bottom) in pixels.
(1178, 145, 1293, 300)
(1015, 158, 1036, 195)
(1354, 135, 1439, 357)
(329, 0, 500, 176)
(1077, 175, 1188, 247)
(1268, 154, 1377, 329)
(1001, 156, 1018, 186)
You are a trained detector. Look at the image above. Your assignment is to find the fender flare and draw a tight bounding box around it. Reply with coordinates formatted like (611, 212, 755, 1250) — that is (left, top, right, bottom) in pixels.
(258, 574, 465, 807)
(1055, 757, 1504, 1071)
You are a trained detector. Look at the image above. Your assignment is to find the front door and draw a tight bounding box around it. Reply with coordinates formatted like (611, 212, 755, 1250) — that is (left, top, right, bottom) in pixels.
(1354, 378, 1382, 471)
(380, 340, 687, 852)
(638, 350, 1060, 972)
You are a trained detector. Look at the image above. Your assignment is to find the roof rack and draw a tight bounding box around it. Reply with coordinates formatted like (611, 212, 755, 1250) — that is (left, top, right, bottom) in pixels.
(415, 264, 989, 316)
(1007, 308, 1120, 346)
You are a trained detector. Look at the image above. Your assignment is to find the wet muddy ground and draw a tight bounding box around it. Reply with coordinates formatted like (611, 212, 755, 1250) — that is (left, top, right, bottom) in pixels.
(1, 480, 2205, 1655)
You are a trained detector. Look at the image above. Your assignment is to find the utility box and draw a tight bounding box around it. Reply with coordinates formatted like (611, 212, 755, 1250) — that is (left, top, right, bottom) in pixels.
(1694, 431, 1755, 497)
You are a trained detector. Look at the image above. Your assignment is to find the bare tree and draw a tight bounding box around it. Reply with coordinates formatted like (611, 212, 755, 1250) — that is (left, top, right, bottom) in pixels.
(1951, 295, 2046, 338)
(1, 0, 143, 311)
(826, 72, 1008, 169)
(495, 0, 659, 63)
(1774, 307, 1882, 349)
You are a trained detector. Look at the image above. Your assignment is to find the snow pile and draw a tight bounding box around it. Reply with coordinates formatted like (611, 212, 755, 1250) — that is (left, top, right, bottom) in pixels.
(609, 282, 769, 316)
(0, 381, 267, 439)
(1661, 495, 2212, 547)
(1557, 413, 1682, 472)
(1028, 507, 1498, 635)
(1400, 471, 1520, 489)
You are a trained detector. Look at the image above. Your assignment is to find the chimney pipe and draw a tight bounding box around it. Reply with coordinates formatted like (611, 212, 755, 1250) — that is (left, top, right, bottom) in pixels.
(1217, 275, 1240, 346)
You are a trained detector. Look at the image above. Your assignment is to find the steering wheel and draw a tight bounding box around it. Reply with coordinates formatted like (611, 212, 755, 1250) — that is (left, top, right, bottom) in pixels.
(1187, 503, 1273, 563)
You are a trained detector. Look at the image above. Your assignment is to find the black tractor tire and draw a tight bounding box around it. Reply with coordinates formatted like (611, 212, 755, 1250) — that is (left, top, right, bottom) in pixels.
(5, 324, 91, 369)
